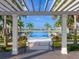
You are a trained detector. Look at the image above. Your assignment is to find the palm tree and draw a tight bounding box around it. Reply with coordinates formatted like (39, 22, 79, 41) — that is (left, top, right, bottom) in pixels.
(0, 16, 3, 31)
(0, 16, 8, 47)
(0, 16, 7, 47)
(55, 16, 61, 27)
(55, 15, 79, 45)
(0, 16, 3, 41)
(4, 16, 13, 47)
(6, 16, 12, 33)
(55, 15, 74, 30)
(18, 17, 24, 31)
(26, 23, 33, 38)
(44, 23, 52, 35)
(0, 15, 13, 47)
(73, 15, 79, 45)
(26, 23, 33, 30)
(67, 15, 74, 30)
(11, 0, 23, 10)
(44, 22, 51, 30)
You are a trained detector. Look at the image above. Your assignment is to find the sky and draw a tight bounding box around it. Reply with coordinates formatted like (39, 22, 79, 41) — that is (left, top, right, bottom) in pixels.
(21, 16, 58, 29)
(21, 0, 58, 29)
(24, 0, 55, 11)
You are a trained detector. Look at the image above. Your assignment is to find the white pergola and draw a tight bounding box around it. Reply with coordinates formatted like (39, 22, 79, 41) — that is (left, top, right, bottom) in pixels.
(0, 0, 79, 55)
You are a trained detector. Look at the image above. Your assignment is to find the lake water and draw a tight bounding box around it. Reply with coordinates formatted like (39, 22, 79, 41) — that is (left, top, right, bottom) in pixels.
(29, 32, 49, 38)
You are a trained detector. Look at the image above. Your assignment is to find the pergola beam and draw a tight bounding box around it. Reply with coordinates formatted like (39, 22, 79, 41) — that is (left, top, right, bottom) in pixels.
(13, 0, 24, 11)
(0, 3, 10, 11)
(0, 0, 15, 11)
(0, 7, 6, 11)
(31, 0, 35, 11)
(0, 0, 79, 12)
(69, 4, 79, 11)
(63, 0, 79, 11)
(23, 0, 29, 11)
(53, 0, 65, 11)
(39, 0, 41, 11)
(0, 0, 79, 13)
(5, 0, 21, 11)
(49, 0, 56, 11)
(74, 8, 79, 11)
(58, 0, 73, 11)
(0, 11, 79, 15)
(44, 0, 49, 11)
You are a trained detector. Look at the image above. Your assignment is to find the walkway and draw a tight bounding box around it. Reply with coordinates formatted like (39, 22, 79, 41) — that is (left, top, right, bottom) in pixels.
(0, 49, 79, 59)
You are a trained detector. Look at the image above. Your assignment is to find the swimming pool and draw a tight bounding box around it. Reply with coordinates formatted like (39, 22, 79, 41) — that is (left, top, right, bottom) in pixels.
(29, 32, 49, 38)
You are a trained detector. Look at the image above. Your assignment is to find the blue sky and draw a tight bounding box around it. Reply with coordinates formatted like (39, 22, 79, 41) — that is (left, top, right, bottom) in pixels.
(21, 0, 58, 29)
(21, 16, 58, 29)
(24, 0, 54, 11)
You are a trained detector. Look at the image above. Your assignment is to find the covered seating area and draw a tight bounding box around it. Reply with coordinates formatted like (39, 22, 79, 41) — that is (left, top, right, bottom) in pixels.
(0, 0, 79, 55)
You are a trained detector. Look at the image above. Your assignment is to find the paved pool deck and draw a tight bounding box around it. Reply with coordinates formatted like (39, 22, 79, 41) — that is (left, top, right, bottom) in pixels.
(0, 48, 79, 59)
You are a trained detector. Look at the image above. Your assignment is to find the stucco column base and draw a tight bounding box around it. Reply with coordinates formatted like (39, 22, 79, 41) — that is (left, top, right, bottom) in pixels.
(61, 47, 67, 54)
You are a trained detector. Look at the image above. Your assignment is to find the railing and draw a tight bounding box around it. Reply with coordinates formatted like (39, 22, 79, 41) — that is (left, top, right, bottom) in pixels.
(18, 29, 62, 33)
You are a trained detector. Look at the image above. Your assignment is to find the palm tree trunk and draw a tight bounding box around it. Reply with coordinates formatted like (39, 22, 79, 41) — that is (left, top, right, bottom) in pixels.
(3, 16, 8, 47)
(74, 28, 77, 45)
(73, 15, 77, 45)
(20, 27, 21, 31)
(3, 26, 8, 47)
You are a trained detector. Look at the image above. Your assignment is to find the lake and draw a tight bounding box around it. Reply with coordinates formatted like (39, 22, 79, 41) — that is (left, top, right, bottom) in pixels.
(29, 32, 49, 38)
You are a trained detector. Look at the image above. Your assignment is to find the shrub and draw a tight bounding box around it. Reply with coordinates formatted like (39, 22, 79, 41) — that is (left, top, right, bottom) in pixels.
(0, 47, 12, 52)
(67, 33, 73, 39)
(53, 42, 61, 47)
(52, 35, 61, 41)
(18, 36, 26, 47)
(67, 33, 79, 39)
(77, 35, 79, 39)
(68, 44, 79, 51)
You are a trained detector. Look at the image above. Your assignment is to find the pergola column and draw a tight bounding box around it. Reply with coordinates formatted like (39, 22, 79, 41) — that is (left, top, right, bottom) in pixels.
(61, 14, 67, 54)
(12, 14, 18, 55)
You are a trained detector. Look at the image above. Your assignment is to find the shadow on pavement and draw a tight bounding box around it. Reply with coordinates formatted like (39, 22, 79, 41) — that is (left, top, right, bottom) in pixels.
(22, 50, 51, 59)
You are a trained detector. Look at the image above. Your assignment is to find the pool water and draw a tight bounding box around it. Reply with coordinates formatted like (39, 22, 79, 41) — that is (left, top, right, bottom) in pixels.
(29, 32, 49, 38)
